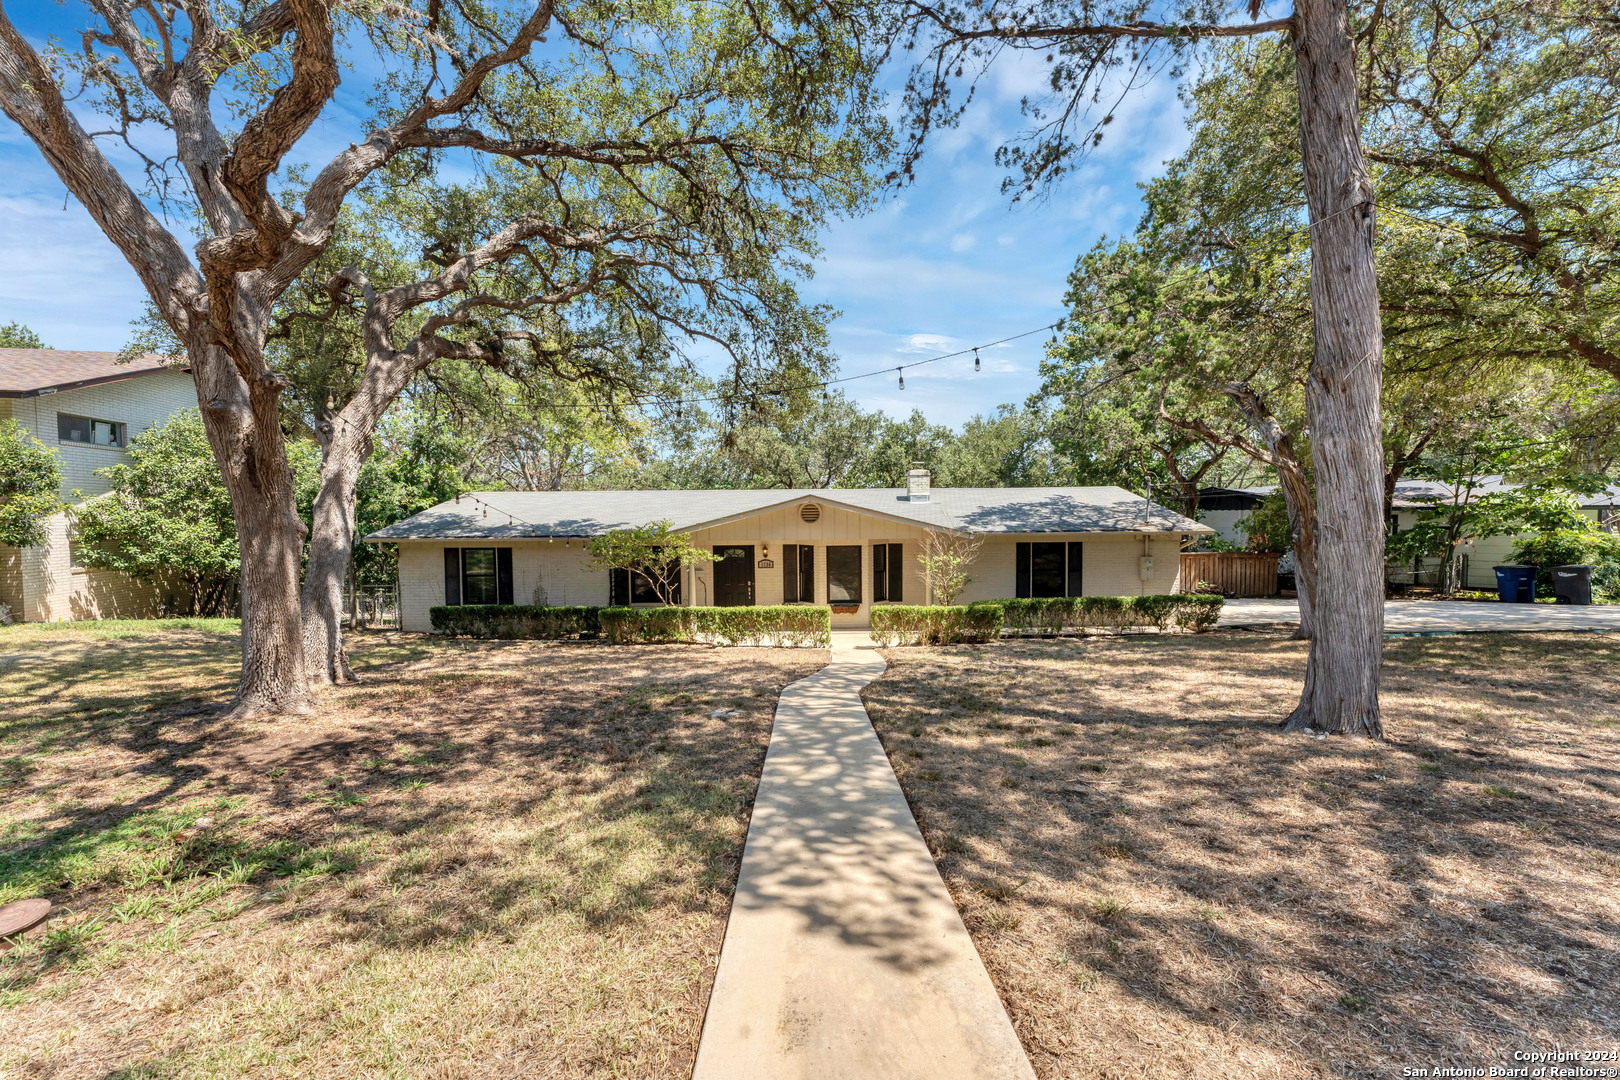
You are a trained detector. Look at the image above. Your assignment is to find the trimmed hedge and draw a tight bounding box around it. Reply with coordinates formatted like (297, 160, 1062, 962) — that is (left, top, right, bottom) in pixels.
(600, 605, 831, 647)
(430, 604, 601, 639)
(998, 595, 1224, 635)
(429, 603, 830, 647)
(869, 603, 1005, 646)
(870, 594, 1223, 646)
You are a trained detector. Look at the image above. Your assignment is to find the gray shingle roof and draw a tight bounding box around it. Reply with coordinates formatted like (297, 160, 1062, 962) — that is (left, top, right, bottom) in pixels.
(365, 486, 1211, 541)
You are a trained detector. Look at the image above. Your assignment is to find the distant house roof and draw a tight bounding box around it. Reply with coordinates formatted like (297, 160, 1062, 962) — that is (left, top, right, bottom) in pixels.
(1214, 476, 1620, 509)
(367, 486, 1212, 541)
(0, 349, 186, 398)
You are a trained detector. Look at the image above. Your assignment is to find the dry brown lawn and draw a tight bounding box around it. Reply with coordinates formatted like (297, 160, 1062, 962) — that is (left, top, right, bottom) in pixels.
(864, 631, 1620, 1080)
(0, 621, 825, 1079)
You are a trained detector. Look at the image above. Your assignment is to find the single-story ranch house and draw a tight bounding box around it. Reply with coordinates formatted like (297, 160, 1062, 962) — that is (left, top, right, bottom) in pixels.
(368, 470, 1211, 631)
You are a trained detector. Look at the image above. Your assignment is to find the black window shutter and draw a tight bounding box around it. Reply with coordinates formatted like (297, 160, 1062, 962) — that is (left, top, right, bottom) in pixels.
(444, 548, 462, 606)
(610, 567, 630, 606)
(1015, 542, 1031, 598)
(1067, 542, 1084, 597)
(497, 547, 514, 604)
(888, 543, 903, 602)
(873, 543, 887, 602)
(799, 546, 815, 604)
(783, 544, 799, 602)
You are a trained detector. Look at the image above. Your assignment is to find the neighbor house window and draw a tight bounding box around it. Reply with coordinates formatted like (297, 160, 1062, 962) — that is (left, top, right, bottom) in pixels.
(58, 413, 126, 448)
(443, 547, 513, 605)
(826, 545, 861, 604)
(782, 544, 815, 602)
(1015, 542, 1083, 598)
(872, 543, 903, 602)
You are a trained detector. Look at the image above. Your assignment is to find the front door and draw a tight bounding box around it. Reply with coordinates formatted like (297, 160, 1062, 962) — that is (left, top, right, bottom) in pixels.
(713, 546, 755, 607)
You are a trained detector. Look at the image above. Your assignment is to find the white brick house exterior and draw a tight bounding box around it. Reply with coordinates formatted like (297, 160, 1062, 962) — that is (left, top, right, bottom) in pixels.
(1, 350, 198, 622)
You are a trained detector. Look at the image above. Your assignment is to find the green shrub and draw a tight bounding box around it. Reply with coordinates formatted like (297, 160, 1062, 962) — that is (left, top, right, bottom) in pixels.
(870, 603, 1005, 646)
(1510, 529, 1620, 598)
(430, 605, 601, 639)
(698, 605, 832, 647)
(432, 604, 830, 647)
(871, 596, 1224, 646)
(991, 594, 1223, 636)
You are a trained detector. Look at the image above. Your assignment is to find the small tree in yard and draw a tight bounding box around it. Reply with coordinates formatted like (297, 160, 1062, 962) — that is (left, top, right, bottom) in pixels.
(0, 419, 62, 548)
(74, 411, 319, 616)
(917, 531, 983, 606)
(587, 522, 718, 607)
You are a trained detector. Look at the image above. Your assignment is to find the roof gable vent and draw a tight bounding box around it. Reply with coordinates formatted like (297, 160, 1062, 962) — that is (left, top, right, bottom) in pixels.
(906, 465, 931, 503)
(799, 502, 822, 523)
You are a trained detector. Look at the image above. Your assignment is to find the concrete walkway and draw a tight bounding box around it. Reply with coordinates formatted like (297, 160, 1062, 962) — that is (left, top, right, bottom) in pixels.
(692, 632, 1036, 1080)
(1220, 597, 1620, 633)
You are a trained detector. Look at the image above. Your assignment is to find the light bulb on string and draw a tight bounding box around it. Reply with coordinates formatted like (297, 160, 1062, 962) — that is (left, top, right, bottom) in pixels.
(897, 368, 904, 390)
(973, 348, 980, 372)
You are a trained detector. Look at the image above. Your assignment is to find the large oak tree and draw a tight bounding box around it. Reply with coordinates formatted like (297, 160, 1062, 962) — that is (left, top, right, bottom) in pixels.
(0, 0, 888, 712)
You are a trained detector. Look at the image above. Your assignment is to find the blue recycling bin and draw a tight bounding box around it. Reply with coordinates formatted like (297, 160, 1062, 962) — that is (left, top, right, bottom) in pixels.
(1493, 565, 1536, 603)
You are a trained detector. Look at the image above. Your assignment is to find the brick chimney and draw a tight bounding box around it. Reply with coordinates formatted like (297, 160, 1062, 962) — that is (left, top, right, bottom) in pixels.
(906, 464, 931, 502)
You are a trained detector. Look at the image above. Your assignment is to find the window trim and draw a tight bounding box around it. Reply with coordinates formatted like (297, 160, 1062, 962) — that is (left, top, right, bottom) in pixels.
(872, 542, 903, 603)
(460, 547, 500, 606)
(825, 544, 862, 605)
(444, 546, 513, 606)
(782, 544, 815, 603)
(57, 412, 128, 449)
(1015, 541, 1083, 599)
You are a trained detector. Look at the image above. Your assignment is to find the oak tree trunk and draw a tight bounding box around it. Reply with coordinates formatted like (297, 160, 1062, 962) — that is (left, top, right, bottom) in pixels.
(1223, 385, 1318, 641)
(191, 342, 317, 716)
(1284, 0, 1386, 737)
(1279, 474, 1319, 642)
(301, 356, 413, 684)
(301, 426, 367, 686)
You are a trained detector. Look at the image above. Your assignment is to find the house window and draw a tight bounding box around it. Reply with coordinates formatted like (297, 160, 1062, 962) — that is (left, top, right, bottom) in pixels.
(873, 543, 903, 602)
(783, 544, 815, 603)
(610, 548, 681, 605)
(826, 545, 861, 604)
(1016, 542, 1083, 598)
(462, 548, 499, 605)
(443, 547, 513, 606)
(58, 413, 126, 448)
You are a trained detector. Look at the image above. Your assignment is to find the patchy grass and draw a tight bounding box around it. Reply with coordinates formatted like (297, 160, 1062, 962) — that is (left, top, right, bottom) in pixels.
(0, 624, 824, 1078)
(864, 632, 1620, 1080)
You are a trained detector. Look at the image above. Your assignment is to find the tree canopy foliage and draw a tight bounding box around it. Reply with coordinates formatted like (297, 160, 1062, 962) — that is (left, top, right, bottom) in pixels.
(0, 419, 62, 548)
(73, 411, 319, 616)
(0, 322, 49, 349)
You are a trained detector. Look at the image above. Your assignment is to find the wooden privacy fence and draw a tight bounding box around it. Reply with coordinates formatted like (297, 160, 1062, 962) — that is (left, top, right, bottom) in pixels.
(1181, 552, 1280, 597)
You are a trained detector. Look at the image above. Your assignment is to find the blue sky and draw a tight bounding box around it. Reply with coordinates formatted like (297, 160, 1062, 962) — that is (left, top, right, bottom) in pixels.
(0, 7, 1193, 428)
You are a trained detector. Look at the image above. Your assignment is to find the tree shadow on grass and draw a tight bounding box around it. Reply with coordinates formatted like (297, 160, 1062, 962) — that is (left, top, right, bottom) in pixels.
(863, 632, 1620, 1079)
(0, 632, 827, 1079)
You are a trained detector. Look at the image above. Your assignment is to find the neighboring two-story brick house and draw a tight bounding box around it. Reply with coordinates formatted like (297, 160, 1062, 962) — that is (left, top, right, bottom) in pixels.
(1, 349, 198, 621)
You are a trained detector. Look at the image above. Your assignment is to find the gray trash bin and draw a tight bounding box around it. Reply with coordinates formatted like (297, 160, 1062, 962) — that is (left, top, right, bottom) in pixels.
(1551, 565, 1592, 606)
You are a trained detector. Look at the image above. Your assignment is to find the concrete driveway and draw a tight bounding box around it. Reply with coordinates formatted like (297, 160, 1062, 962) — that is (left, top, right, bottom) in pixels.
(1220, 597, 1620, 633)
